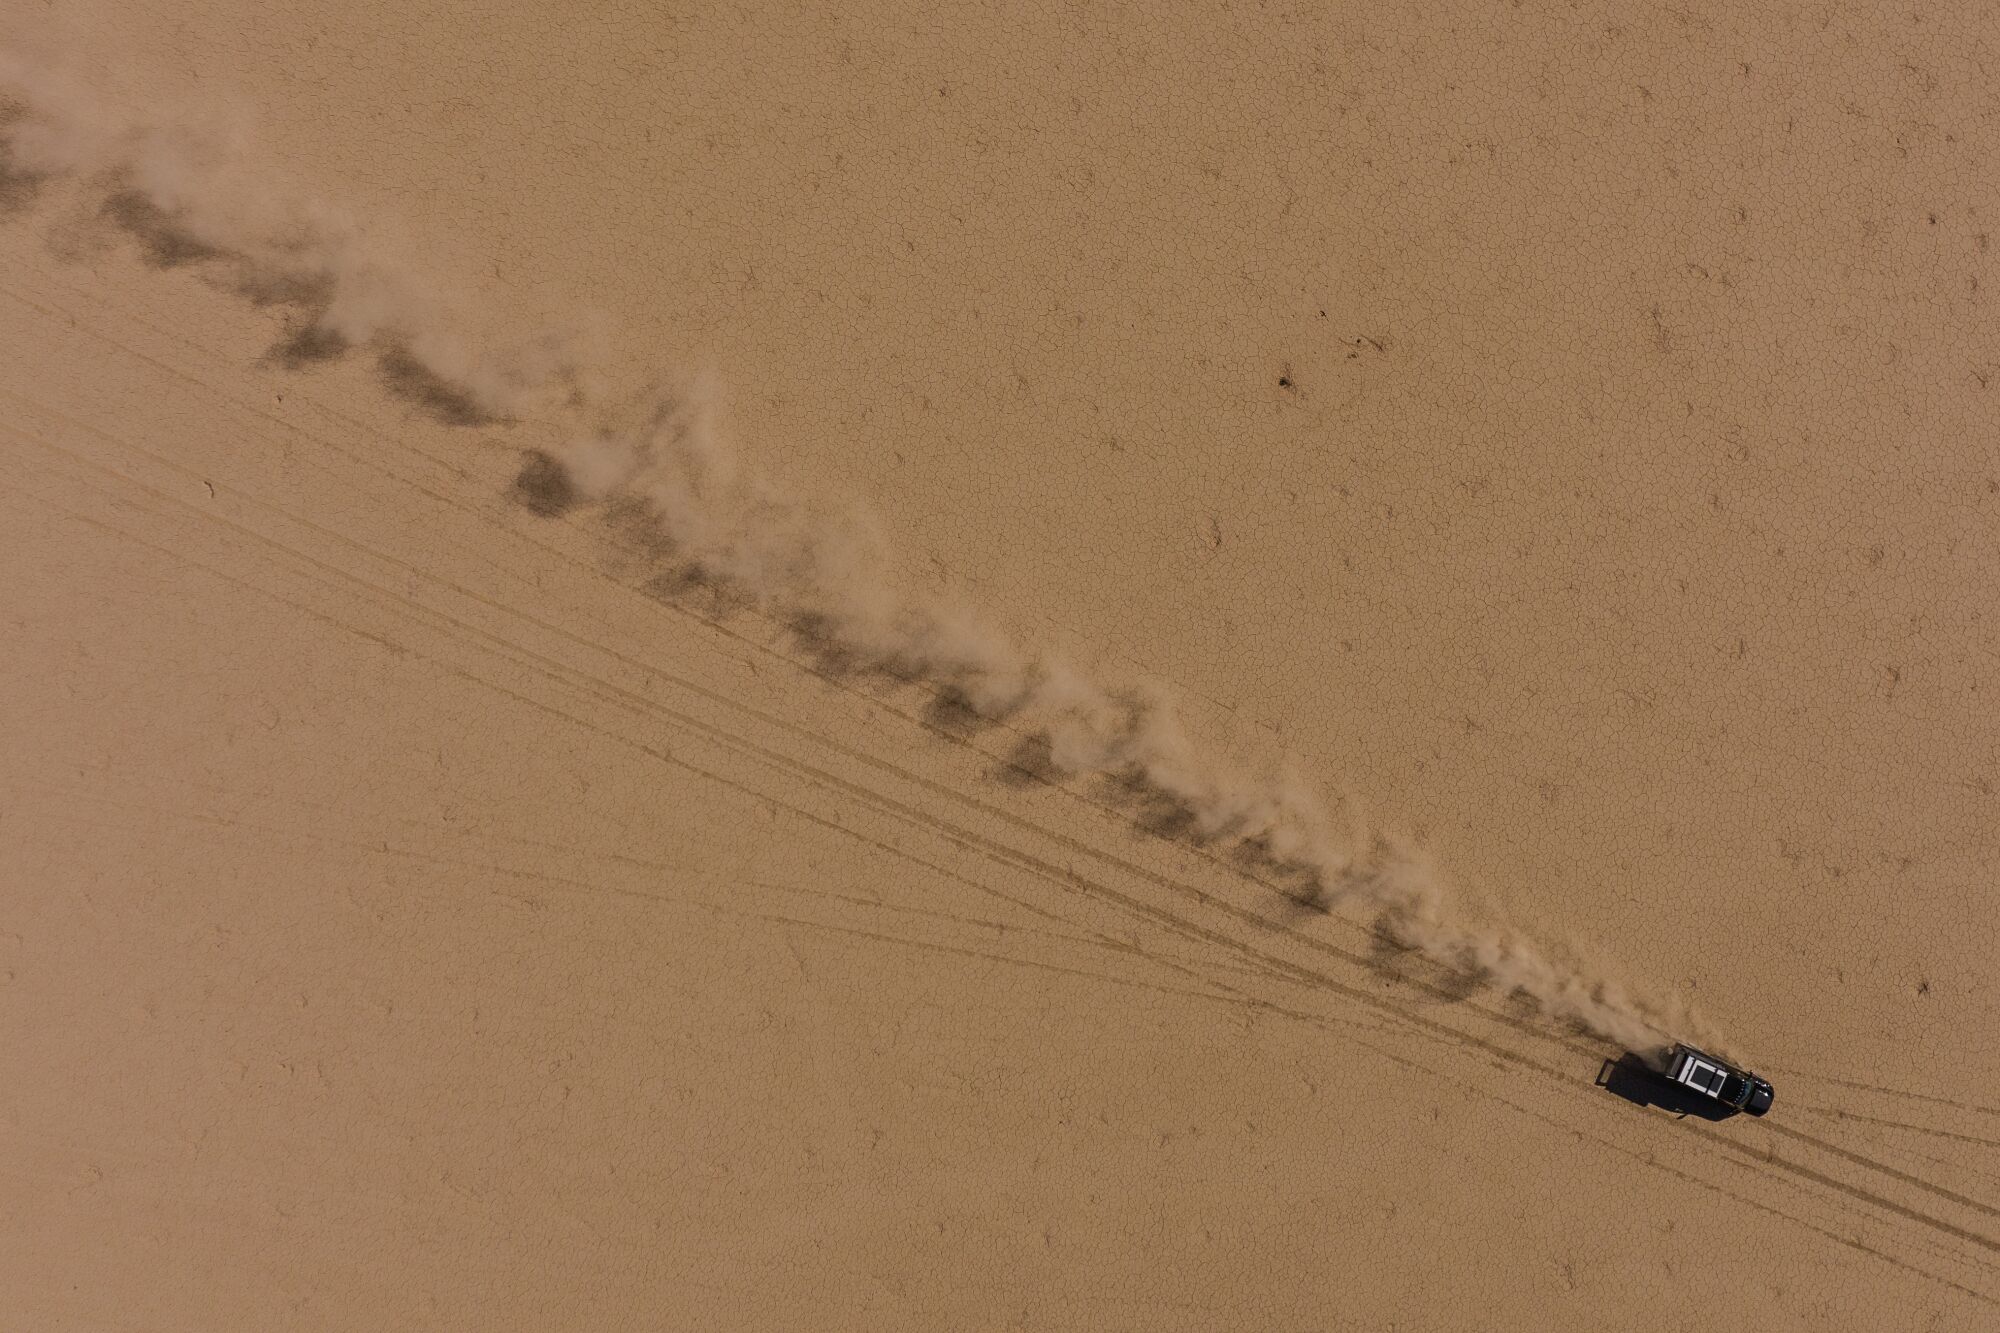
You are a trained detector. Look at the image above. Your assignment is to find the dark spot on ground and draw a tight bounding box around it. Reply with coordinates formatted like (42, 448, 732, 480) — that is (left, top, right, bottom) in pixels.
(266, 322, 349, 370)
(102, 190, 221, 267)
(376, 345, 496, 426)
(511, 451, 578, 517)
(0, 150, 49, 218)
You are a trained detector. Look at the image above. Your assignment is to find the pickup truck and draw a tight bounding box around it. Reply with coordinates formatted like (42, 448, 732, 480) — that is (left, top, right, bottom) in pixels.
(1664, 1044, 1774, 1117)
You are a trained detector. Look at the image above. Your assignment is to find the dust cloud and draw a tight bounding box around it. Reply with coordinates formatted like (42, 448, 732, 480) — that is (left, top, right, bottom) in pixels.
(0, 49, 1698, 1056)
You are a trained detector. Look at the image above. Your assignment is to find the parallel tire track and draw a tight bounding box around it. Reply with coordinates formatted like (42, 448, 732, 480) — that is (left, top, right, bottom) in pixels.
(3, 264, 1995, 1302)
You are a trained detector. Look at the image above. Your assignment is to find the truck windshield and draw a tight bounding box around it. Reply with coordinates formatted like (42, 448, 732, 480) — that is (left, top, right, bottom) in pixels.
(1720, 1074, 1748, 1104)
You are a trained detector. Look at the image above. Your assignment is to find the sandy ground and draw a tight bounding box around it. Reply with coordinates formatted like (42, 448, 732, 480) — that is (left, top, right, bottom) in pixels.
(4, 3, 1998, 1327)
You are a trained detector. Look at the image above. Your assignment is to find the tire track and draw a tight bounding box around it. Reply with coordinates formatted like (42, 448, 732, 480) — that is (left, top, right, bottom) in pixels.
(10, 483, 1531, 1095)
(15, 398, 1481, 1035)
(2, 384, 1318, 1006)
(11, 219, 1995, 1129)
(19, 422, 1591, 1109)
(0, 270, 1778, 1098)
(7, 442, 1631, 1099)
(22, 801, 1302, 1023)
(0, 274, 1649, 1052)
(14, 597, 1992, 1304)
(17, 463, 1999, 1297)
(15, 768, 1293, 991)
(1775, 1072, 2000, 1122)
(18, 770, 1278, 984)
(1798, 1107, 2000, 1153)
(4, 412, 1281, 1004)
(6, 279, 1997, 1295)
(3, 366, 1608, 1096)
(16, 459, 1432, 1063)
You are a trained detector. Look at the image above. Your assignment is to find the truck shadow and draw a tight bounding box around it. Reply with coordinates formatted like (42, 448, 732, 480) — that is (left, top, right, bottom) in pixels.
(1597, 1053, 1741, 1122)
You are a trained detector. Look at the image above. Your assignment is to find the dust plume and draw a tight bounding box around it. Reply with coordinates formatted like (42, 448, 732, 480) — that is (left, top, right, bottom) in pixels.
(0, 50, 1702, 1057)
(0, 49, 600, 423)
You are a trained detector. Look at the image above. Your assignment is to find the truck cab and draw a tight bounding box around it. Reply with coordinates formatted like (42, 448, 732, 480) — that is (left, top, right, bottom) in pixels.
(1664, 1044, 1774, 1117)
